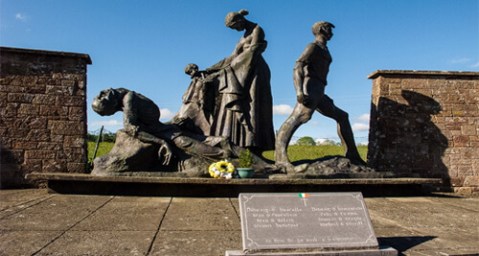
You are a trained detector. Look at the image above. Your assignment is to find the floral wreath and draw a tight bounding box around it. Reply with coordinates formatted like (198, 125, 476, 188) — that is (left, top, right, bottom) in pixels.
(209, 160, 235, 179)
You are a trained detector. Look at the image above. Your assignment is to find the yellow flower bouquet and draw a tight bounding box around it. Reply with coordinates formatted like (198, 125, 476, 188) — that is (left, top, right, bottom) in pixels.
(208, 160, 235, 179)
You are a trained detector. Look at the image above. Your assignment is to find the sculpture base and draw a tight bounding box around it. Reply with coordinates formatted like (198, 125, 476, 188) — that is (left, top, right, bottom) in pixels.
(26, 173, 442, 197)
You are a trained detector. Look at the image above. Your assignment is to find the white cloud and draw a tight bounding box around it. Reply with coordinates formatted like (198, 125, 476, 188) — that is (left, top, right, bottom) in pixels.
(273, 104, 294, 115)
(15, 13, 27, 22)
(450, 58, 470, 64)
(450, 58, 479, 69)
(352, 123, 369, 132)
(160, 108, 176, 120)
(357, 113, 370, 122)
(91, 119, 122, 127)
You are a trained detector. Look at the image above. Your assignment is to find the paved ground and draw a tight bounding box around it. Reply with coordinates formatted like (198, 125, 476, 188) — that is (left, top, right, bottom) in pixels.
(0, 189, 478, 256)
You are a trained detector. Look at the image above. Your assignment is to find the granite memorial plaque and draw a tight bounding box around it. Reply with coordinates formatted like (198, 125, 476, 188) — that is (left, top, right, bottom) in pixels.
(238, 192, 378, 252)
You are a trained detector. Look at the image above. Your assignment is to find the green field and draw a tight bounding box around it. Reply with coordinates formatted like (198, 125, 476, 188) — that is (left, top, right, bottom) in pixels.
(88, 142, 367, 162)
(87, 141, 115, 163)
(262, 145, 367, 162)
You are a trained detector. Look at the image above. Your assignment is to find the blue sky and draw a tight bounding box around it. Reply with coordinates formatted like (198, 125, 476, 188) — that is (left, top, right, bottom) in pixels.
(2, 0, 478, 144)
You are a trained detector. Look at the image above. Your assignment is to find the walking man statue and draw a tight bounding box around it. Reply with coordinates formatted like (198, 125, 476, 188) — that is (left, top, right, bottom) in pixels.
(275, 21, 366, 172)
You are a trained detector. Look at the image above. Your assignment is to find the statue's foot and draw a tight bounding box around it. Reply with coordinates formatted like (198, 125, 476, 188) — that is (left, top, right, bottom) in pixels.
(274, 161, 295, 174)
(346, 153, 367, 166)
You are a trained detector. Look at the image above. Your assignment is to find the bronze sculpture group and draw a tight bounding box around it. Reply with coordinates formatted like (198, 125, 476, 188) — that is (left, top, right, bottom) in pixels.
(91, 10, 366, 177)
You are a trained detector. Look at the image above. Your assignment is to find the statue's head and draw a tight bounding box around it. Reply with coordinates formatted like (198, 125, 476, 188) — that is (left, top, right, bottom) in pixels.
(184, 63, 199, 77)
(92, 88, 121, 116)
(312, 21, 335, 40)
(225, 9, 249, 31)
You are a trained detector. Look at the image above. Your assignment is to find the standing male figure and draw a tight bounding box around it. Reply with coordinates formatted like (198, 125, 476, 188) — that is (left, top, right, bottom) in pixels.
(275, 21, 366, 172)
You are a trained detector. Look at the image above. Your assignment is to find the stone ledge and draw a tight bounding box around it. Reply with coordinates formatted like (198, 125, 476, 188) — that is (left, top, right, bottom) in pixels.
(26, 172, 442, 185)
(368, 70, 479, 79)
(0, 46, 92, 64)
(26, 172, 442, 197)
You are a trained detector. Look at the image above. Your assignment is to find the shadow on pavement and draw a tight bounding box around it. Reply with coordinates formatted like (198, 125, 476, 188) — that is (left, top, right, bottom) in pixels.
(378, 236, 436, 254)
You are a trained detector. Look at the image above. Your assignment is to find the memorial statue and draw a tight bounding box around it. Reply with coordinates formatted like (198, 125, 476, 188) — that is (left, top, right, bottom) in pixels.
(204, 9, 275, 152)
(89, 13, 378, 178)
(90, 88, 269, 176)
(275, 21, 366, 172)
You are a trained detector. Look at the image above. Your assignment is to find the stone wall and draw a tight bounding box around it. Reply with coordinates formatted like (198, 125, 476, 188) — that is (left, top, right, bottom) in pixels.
(0, 47, 91, 188)
(368, 70, 479, 194)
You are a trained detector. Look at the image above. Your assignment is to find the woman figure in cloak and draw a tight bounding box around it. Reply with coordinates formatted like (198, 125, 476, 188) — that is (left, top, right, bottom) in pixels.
(205, 9, 275, 152)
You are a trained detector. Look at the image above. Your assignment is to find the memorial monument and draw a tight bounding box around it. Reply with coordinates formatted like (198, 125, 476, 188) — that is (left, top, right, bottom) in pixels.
(90, 12, 374, 178)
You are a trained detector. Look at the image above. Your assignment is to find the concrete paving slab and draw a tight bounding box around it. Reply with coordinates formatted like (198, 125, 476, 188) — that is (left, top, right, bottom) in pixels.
(0, 230, 62, 256)
(0, 194, 112, 231)
(36, 230, 156, 256)
(0, 189, 50, 211)
(404, 227, 479, 251)
(150, 230, 241, 256)
(429, 196, 479, 212)
(374, 197, 479, 230)
(160, 198, 240, 231)
(72, 196, 171, 231)
(0, 195, 52, 219)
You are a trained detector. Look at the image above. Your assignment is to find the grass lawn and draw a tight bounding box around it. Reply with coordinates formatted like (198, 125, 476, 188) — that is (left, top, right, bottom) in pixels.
(88, 142, 367, 163)
(87, 141, 114, 162)
(262, 145, 367, 162)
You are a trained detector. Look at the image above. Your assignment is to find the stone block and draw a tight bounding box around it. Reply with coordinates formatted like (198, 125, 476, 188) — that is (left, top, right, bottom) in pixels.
(42, 159, 67, 172)
(32, 94, 58, 105)
(461, 125, 477, 136)
(463, 176, 479, 187)
(1, 103, 19, 117)
(67, 163, 86, 173)
(22, 159, 43, 173)
(7, 93, 34, 103)
(18, 103, 39, 116)
(62, 96, 85, 106)
(23, 85, 46, 94)
(25, 150, 55, 159)
(63, 136, 86, 148)
(46, 84, 74, 95)
(37, 142, 62, 151)
(48, 120, 84, 135)
(26, 129, 50, 142)
(68, 106, 85, 119)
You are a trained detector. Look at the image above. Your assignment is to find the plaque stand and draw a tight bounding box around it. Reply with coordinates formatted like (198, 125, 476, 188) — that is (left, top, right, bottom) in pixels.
(226, 192, 398, 256)
(225, 246, 397, 256)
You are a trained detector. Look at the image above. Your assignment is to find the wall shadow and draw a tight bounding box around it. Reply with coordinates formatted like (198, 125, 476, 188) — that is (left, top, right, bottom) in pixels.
(378, 236, 436, 254)
(369, 90, 449, 181)
(0, 144, 25, 188)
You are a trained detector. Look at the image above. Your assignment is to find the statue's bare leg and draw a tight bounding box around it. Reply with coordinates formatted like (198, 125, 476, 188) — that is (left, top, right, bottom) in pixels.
(275, 103, 315, 172)
(316, 96, 366, 165)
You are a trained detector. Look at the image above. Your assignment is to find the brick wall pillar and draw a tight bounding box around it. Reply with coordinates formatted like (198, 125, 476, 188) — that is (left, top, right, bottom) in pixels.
(0, 47, 92, 188)
(368, 70, 479, 193)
